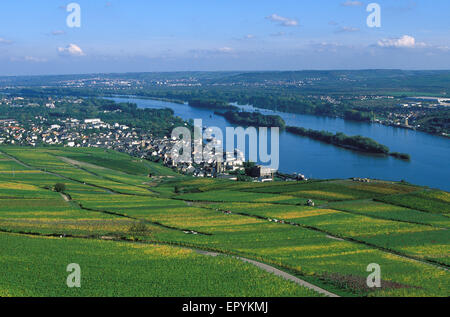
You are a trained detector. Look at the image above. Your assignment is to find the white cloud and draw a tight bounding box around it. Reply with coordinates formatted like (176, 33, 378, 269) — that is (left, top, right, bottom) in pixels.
(58, 43, 86, 56)
(270, 31, 286, 37)
(24, 56, 47, 62)
(266, 14, 299, 27)
(336, 26, 360, 33)
(341, 1, 363, 6)
(235, 34, 256, 41)
(377, 35, 425, 48)
(312, 42, 345, 53)
(437, 46, 450, 52)
(51, 30, 66, 36)
(0, 38, 13, 44)
(217, 47, 233, 53)
(189, 47, 235, 58)
(10, 56, 47, 63)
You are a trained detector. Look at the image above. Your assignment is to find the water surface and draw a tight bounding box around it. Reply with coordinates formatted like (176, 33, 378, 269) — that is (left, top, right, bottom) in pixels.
(109, 96, 450, 191)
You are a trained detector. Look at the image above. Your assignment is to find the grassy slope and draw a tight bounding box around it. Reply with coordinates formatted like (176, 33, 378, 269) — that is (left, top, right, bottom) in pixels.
(0, 233, 317, 297)
(0, 146, 449, 297)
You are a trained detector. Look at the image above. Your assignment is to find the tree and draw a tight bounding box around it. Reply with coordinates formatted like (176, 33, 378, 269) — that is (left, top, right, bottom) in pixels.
(237, 174, 252, 182)
(243, 161, 256, 176)
(54, 183, 66, 192)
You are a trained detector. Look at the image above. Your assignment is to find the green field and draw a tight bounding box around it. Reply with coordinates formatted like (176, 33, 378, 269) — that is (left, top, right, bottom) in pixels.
(0, 233, 317, 297)
(0, 146, 449, 297)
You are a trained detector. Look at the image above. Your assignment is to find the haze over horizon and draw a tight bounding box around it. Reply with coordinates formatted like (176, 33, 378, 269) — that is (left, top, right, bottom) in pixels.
(1, 0, 449, 76)
(3, 68, 450, 79)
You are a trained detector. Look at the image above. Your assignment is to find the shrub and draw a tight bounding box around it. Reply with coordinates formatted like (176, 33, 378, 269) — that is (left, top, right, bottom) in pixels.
(128, 222, 150, 234)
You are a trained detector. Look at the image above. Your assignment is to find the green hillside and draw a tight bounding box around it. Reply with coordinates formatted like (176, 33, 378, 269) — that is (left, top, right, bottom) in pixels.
(0, 146, 448, 297)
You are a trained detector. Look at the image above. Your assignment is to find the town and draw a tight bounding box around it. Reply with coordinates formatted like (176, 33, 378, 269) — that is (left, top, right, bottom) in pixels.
(0, 95, 307, 182)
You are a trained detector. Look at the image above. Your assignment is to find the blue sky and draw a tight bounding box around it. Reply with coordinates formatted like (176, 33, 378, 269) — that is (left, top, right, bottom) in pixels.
(0, 0, 449, 75)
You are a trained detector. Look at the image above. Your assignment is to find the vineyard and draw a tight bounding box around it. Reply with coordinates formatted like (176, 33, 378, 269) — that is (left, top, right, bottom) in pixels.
(0, 146, 448, 297)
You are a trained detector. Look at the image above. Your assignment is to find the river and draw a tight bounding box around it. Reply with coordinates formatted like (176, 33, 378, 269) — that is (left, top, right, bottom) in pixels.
(108, 96, 450, 191)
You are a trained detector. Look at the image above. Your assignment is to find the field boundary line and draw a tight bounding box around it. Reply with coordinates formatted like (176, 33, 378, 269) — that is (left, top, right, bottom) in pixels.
(327, 204, 449, 230)
(65, 195, 212, 236)
(373, 197, 450, 216)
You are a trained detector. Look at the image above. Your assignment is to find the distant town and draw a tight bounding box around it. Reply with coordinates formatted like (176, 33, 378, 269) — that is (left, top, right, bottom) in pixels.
(2, 71, 448, 137)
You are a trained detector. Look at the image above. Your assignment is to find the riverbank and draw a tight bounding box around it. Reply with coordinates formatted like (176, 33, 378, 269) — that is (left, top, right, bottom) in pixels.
(212, 109, 410, 160)
(107, 96, 450, 191)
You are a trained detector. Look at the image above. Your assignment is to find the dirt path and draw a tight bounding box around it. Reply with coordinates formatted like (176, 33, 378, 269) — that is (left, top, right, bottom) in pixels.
(1, 150, 75, 182)
(195, 250, 339, 297)
(60, 193, 70, 202)
(58, 156, 107, 171)
(56, 155, 159, 196)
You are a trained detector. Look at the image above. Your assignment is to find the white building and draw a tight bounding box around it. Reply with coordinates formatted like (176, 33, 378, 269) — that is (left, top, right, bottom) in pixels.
(84, 119, 102, 124)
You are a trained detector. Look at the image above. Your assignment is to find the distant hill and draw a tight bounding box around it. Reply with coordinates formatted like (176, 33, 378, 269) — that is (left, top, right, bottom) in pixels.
(2, 70, 450, 95)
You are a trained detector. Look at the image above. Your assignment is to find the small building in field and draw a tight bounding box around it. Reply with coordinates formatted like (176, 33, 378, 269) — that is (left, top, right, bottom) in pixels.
(250, 165, 274, 178)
